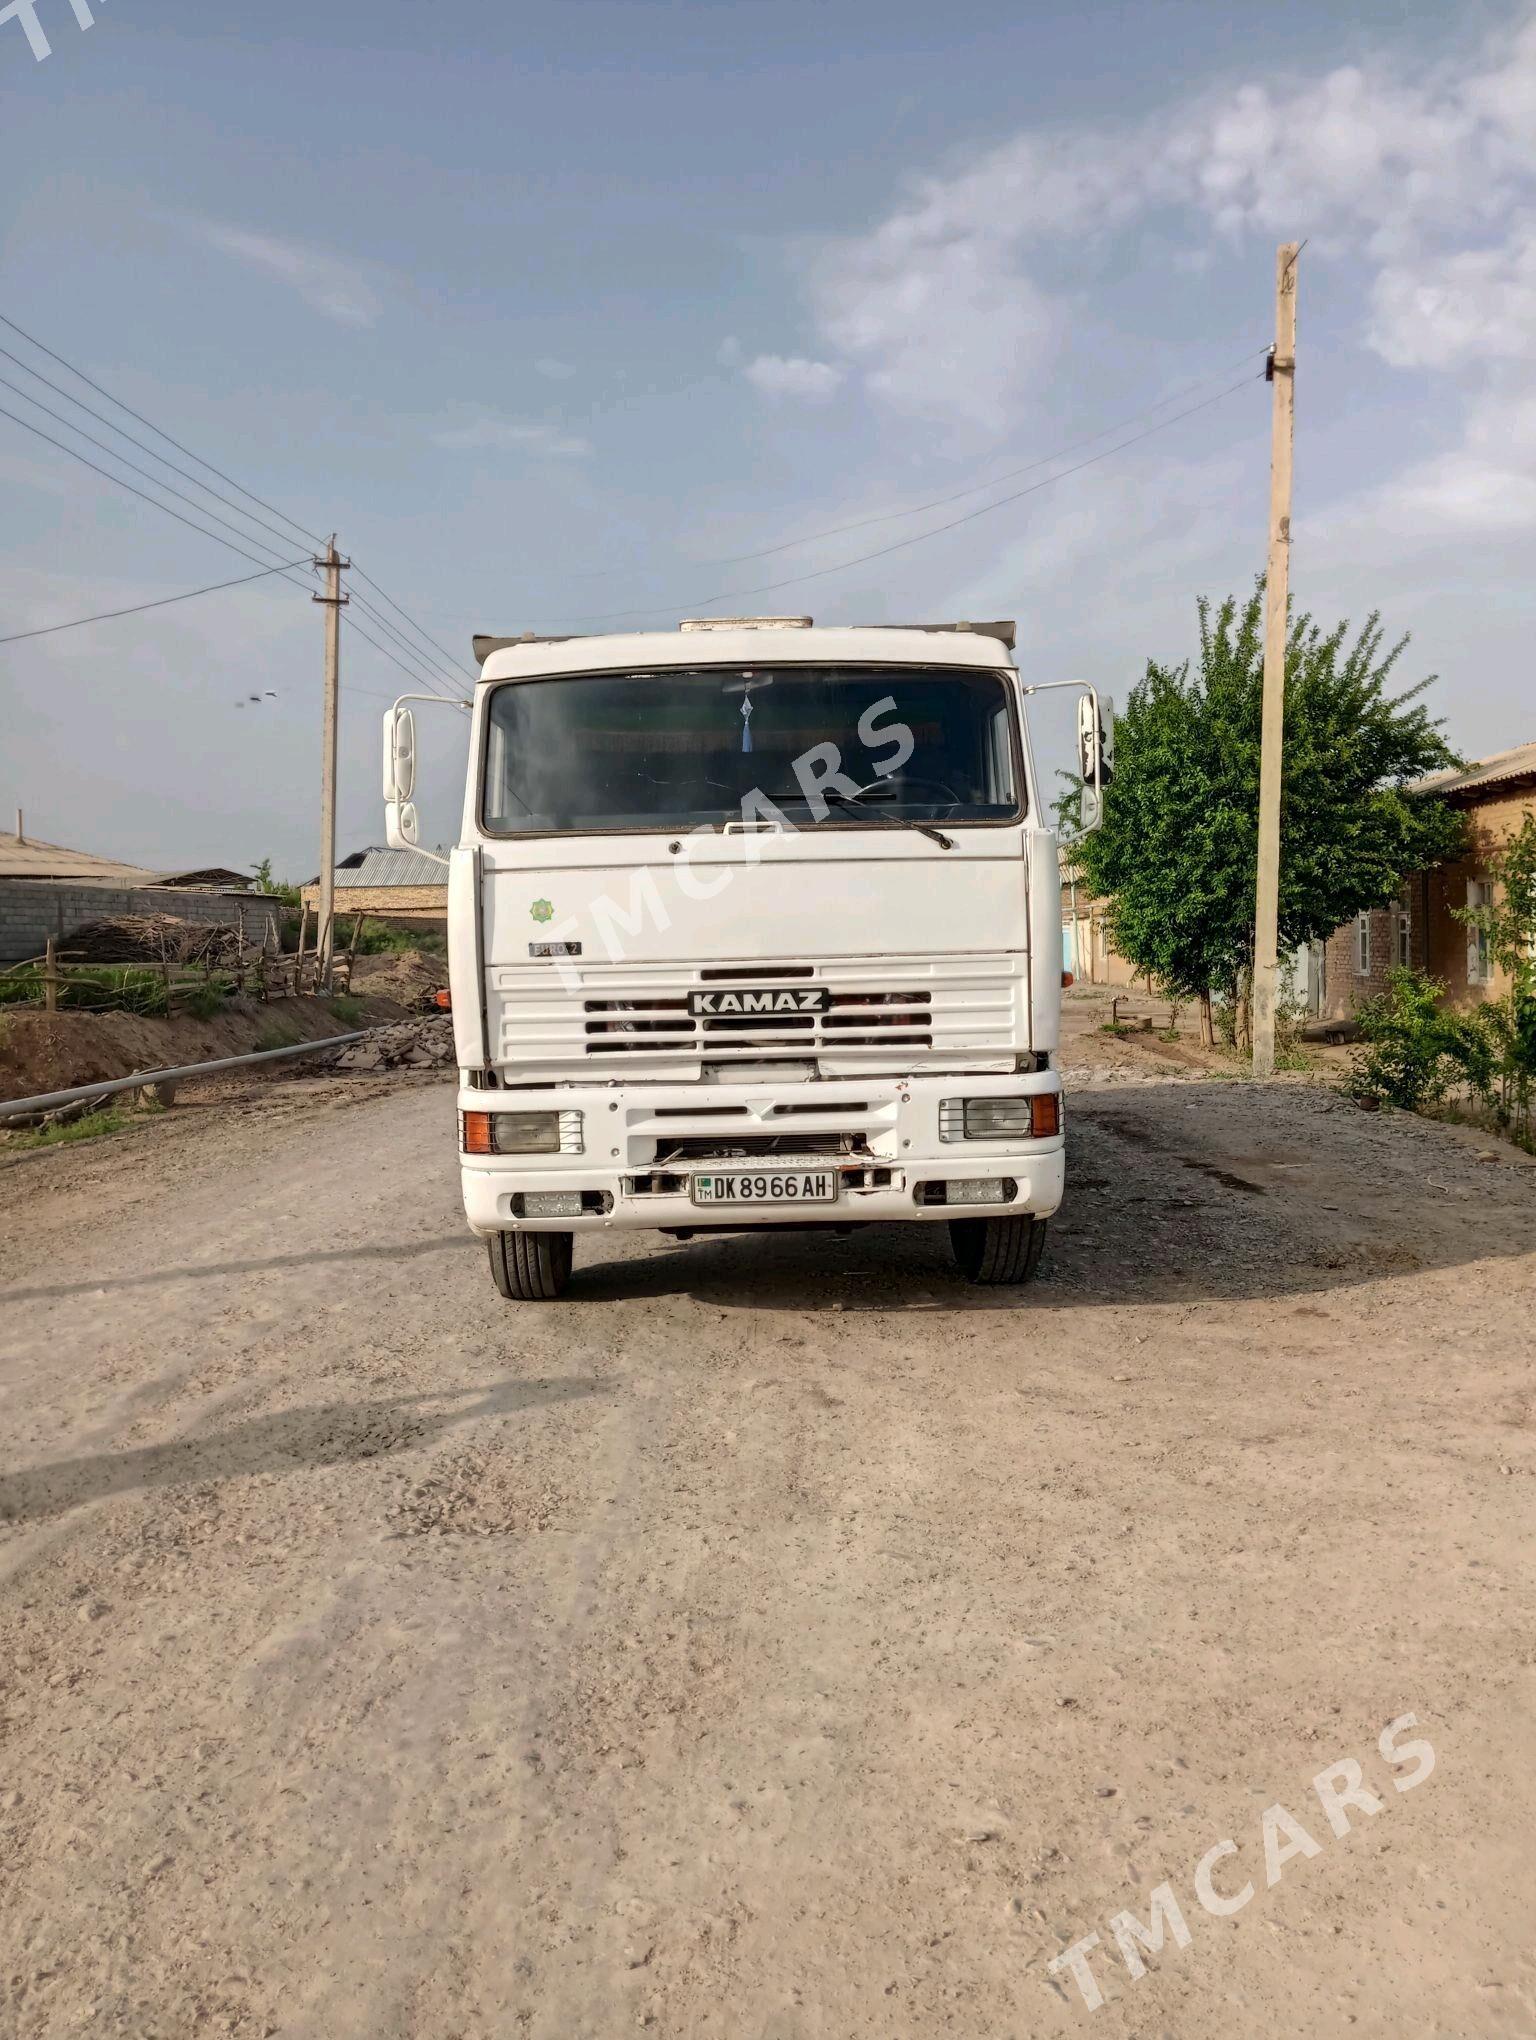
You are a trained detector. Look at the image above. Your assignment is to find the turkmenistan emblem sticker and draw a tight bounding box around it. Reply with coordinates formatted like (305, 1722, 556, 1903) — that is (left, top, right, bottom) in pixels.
(530, 898, 554, 924)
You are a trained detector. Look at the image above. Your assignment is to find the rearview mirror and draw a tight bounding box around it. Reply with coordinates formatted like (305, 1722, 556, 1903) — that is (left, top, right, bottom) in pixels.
(1074, 690, 1114, 835)
(1077, 691, 1114, 789)
(385, 799, 421, 850)
(382, 705, 417, 803)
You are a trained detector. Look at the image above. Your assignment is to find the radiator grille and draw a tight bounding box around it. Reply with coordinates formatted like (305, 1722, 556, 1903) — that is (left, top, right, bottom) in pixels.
(489, 956, 1024, 1077)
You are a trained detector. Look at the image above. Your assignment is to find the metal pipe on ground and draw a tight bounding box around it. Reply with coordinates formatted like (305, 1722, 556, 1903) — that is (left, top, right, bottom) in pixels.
(0, 1032, 367, 1125)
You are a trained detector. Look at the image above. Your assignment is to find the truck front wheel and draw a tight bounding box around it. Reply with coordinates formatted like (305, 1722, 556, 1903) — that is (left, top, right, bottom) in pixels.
(488, 1229, 573, 1301)
(948, 1214, 1046, 1286)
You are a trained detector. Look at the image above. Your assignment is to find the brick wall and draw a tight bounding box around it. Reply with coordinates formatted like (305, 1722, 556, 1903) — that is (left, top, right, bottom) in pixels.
(1320, 903, 1417, 1020)
(1319, 787, 1535, 1020)
(0, 883, 281, 964)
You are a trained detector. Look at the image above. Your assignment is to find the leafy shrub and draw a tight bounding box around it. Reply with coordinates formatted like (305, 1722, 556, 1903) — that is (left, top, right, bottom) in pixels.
(1348, 968, 1456, 1111)
(181, 981, 227, 1020)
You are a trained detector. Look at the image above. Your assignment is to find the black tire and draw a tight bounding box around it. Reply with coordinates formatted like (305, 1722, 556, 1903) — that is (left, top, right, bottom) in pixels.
(948, 1214, 1046, 1286)
(487, 1229, 573, 1301)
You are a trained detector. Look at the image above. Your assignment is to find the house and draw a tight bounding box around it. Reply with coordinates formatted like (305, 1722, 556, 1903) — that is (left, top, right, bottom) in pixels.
(301, 846, 447, 923)
(0, 819, 280, 963)
(1060, 857, 1317, 1006)
(1060, 858, 1137, 986)
(1319, 740, 1536, 1022)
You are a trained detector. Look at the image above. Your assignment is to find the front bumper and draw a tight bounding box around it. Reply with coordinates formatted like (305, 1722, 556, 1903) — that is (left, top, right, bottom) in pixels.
(457, 1073, 1065, 1234)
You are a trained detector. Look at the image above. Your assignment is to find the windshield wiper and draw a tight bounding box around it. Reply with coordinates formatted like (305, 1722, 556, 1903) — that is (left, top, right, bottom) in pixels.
(768, 791, 953, 850)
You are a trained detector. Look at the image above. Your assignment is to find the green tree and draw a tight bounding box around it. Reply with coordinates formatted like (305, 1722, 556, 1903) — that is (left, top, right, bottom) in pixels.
(1072, 585, 1464, 1039)
(250, 857, 302, 910)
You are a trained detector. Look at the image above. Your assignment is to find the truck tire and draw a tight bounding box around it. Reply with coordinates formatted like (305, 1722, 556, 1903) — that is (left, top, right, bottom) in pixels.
(948, 1214, 1046, 1286)
(487, 1229, 573, 1301)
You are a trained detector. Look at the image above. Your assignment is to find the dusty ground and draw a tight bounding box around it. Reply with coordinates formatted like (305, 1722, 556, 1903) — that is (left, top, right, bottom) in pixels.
(1, 1022, 1534, 2038)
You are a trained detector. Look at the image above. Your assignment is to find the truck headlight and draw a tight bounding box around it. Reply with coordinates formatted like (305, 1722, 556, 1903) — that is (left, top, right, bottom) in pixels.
(461, 1109, 583, 1155)
(939, 1096, 1060, 1140)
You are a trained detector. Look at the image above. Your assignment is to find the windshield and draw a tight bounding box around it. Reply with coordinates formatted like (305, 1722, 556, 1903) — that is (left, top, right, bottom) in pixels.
(482, 664, 1021, 834)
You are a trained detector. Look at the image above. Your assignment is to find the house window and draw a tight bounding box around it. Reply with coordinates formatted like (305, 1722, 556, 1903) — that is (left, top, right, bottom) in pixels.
(1466, 879, 1493, 985)
(1395, 899, 1411, 969)
(1355, 911, 1371, 975)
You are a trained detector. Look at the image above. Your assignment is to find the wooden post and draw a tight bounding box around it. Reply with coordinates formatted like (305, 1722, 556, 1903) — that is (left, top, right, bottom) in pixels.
(43, 936, 59, 1012)
(295, 902, 310, 994)
(312, 537, 349, 988)
(1252, 242, 1299, 1079)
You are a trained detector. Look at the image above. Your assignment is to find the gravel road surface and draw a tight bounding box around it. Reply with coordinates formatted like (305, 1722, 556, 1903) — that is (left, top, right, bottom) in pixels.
(2, 1067, 1534, 2038)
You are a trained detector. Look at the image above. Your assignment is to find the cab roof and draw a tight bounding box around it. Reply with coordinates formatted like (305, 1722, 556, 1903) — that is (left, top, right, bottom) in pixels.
(473, 620, 1017, 681)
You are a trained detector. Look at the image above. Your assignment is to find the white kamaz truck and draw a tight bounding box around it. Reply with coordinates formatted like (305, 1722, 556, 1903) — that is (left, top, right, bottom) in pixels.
(382, 617, 1110, 1300)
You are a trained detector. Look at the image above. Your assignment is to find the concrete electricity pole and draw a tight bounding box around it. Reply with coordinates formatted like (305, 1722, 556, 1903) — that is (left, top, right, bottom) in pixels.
(312, 536, 349, 986)
(1251, 242, 1299, 1079)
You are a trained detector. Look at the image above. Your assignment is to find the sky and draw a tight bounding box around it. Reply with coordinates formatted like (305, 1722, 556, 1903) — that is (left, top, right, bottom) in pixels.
(2, 0, 1534, 876)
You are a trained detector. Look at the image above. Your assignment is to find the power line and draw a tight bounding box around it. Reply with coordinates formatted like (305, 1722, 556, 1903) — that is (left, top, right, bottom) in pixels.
(0, 318, 468, 703)
(541, 347, 1270, 586)
(0, 342, 314, 560)
(0, 371, 306, 570)
(0, 309, 321, 551)
(0, 559, 309, 647)
(348, 587, 470, 700)
(697, 349, 1270, 567)
(349, 564, 477, 682)
(0, 375, 465, 707)
(554, 371, 1264, 629)
(344, 611, 469, 701)
(0, 398, 309, 578)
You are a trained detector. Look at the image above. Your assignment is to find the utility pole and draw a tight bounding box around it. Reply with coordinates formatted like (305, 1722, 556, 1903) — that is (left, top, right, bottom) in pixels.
(1251, 242, 1298, 1079)
(312, 535, 349, 986)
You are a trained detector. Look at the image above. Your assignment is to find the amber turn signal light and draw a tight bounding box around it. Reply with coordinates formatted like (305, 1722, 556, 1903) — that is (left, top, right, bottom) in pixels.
(1061, 970, 1074, 987)
(1029, 1094, 1061, 1138)
(461, 1110, 495, 1155)
(433, 988, 452, 1009)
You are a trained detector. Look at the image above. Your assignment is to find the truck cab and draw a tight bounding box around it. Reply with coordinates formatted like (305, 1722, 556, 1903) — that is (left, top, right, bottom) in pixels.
(385, 617, 1096, 1300)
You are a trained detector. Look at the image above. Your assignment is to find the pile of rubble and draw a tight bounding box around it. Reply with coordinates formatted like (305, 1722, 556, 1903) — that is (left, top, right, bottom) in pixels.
(330, 1017, 454, 1072)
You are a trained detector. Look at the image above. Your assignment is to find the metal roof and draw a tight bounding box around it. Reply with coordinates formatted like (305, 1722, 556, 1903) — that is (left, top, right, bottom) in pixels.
(331, 846, 448, 888)
(1416, 741, 1536, 801)
(0, 830, 162, 883)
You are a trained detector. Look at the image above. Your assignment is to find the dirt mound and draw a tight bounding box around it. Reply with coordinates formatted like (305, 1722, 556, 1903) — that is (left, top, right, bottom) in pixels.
(0, 993, 407, 1105)
(351, 948, 448, 1009)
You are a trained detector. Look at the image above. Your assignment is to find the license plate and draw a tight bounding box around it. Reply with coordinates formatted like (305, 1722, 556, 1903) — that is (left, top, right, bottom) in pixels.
(691, 1169, 839, 1207)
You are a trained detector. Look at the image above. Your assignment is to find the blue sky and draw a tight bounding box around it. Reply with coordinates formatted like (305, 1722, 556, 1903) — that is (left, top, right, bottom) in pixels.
(3, 0, 1534, 873)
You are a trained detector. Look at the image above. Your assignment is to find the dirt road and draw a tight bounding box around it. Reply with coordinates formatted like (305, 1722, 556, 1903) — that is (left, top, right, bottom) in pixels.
(2, 1061, 1534, 2038)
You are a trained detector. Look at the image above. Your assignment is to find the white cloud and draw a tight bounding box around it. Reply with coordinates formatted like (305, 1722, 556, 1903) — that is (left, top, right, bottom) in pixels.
(806, 131, 1141, 433)
(534, 358, 577, 380)
(781, 9, 1536, 435)
(431, 415, 592, 458)
(741, 353, 845, 401)
(191, 220, 383, 326)
(1369, 227, 1536, 369)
